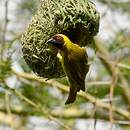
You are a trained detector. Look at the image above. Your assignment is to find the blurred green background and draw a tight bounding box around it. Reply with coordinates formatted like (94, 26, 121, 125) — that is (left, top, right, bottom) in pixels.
(0, 0, 130, 130)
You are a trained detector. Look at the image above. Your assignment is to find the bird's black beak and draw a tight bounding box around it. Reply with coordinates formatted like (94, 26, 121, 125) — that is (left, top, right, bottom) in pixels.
(47, 38, 56, 45)
(47, 38, 63, 49)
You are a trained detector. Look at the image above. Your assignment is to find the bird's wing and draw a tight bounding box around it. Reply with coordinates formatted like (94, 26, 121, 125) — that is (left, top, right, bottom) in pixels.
(79, 48, 89, 78)
(67, 49, 89, 91)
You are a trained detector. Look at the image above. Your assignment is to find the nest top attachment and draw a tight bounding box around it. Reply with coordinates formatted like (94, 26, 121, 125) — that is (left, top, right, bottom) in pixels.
(21, 0, 100, 78)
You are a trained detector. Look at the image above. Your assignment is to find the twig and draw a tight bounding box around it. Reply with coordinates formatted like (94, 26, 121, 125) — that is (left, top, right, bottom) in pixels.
(94, 40, 130, 127)
(5, 90, 15, 130)
(1, 0, 9, 60)
(14, 89, 39, 108)
(114, 120, 130, 125)
(87, 81, 111, 86)
(109, 66, 118, 130)
(110, 62, 130, 70)
(4, 83, 71, 130)
(95, 41, 130, 105)
(119, 74, 130, 109)
(0, 105, 130, 124)
(12, 70, 130, 120)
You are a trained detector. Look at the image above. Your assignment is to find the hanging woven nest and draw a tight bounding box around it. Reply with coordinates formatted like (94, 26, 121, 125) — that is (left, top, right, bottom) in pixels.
(21, 0, 100, 79)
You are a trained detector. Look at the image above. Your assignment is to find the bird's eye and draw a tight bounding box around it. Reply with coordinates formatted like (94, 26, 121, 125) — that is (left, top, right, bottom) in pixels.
(53, 36, 64, 43)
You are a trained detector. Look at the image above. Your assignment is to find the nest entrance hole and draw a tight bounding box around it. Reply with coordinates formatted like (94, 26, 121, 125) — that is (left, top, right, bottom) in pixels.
(61, 23, 92, 45)
(61, 27, 78, 44)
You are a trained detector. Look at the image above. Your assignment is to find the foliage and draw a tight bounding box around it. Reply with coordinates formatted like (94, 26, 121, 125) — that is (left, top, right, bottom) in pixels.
(0, 0, 130, 130)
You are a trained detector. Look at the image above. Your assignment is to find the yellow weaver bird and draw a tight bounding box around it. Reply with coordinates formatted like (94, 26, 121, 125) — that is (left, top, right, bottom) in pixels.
(47, 34, 89, 104)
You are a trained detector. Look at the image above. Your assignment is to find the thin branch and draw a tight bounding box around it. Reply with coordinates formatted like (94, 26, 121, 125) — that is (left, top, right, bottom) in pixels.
(12, 70, 130, 120)
(110, 62, 130, 70)
(87, 81, 111, 86)
(0, 105, 129, 124)
(119, 74, 130, 109)
(4, 83, 71, 130)
(14, 89, 39, 109)
(109, 66, 118, 130)
(5, 90, 15, 130)
(94, 40, 130, 125)
(1, 0, 9, 60)
(95, 41, 130, 106)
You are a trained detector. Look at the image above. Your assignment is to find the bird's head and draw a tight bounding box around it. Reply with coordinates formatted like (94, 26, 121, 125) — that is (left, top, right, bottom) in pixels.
(47, 34, 71, 50)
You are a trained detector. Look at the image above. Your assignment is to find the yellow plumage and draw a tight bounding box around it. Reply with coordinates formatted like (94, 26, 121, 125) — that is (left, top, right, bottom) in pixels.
(47, 34, 89, 104)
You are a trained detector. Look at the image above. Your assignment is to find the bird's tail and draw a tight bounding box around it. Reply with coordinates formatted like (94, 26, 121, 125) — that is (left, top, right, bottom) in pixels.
(65, 86, 77, 104)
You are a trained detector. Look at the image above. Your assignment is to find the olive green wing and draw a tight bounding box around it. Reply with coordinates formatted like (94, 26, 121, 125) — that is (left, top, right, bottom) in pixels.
(67, 49, 89, 91)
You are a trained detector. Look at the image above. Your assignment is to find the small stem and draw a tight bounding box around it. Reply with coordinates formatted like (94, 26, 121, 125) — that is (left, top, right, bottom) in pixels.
(1, 0, 9, 60)
(12, 70, 130, 120)
(5, 82, 71, 130)
(109, 71, 118, 130)
(5, 90, 15, 130)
